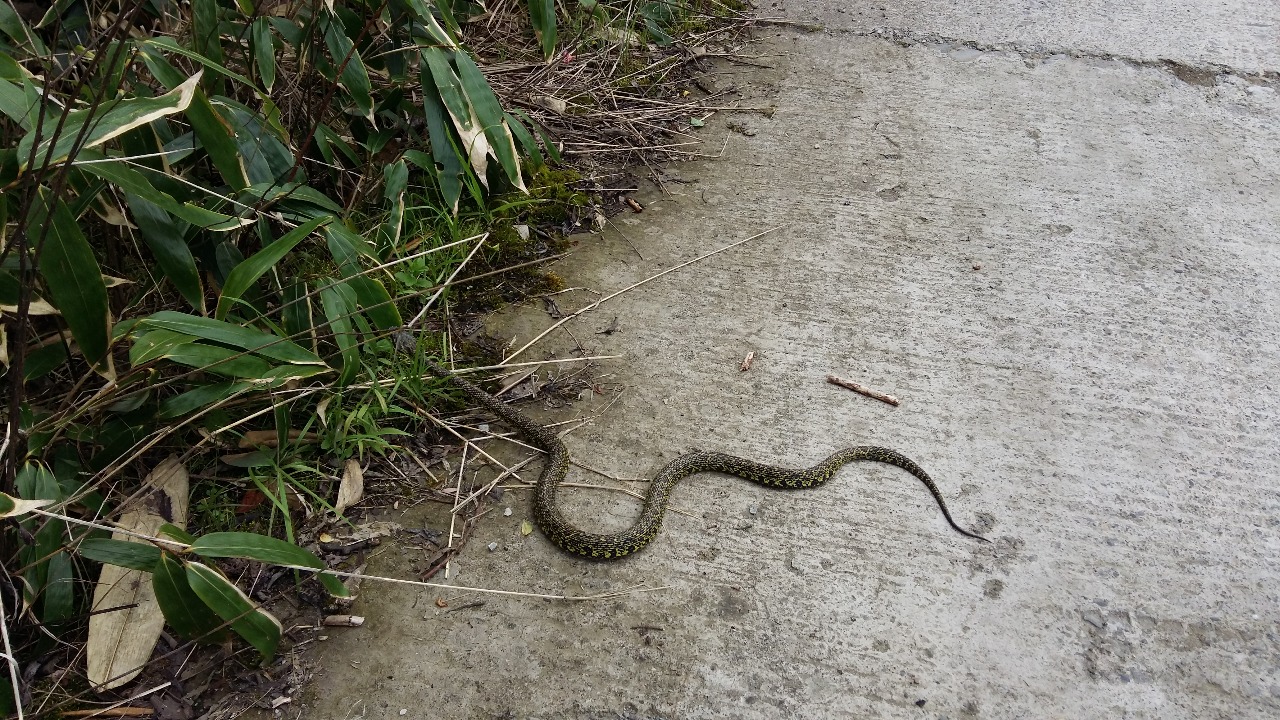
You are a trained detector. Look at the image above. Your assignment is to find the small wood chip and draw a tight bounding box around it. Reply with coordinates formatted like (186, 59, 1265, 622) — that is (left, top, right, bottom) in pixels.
(739, 351, 755, 372)
(322, 615, 365, 627)
(826, 375, 900, 406)
(624, 197, 644, 212)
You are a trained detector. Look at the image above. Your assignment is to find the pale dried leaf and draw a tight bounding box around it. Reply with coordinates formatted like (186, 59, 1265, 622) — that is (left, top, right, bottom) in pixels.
(334, 459, 364, 515)
(87, 456, 189, 690)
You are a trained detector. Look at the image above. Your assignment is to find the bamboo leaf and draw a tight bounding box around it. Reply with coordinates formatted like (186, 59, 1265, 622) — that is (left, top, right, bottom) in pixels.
(453, 50, 525, 191)
(251, 17, 276, 92)
(185, 561, 282, 660)
(215, 215, 331, 320)
(0, 50, 21, 81)
(0, 78, 31, 128)
(505, 112, 544, 170)
(319, 281, 359, 385)
(318, 572, 351, 598)
(419, 51, 465, 209)
(402, 0, 459, 47)
(129, 328, 197, 366)
(0, 2, 46, 55)
(0, 492, 53, 518)
(125, 193, 204, 311)
(528, 0, 558, 61)
(158, 380, 253, 419)
(513, 108, 561, 163)
(159, 524, 197, 544)
(79, 539, 163, 572)
(44, 551, 74, 625)
(76, 152, 247, 230)
(18, 72, 202, 171)
(190, 532, 324, 569)
(138, 36, 260, 92)
(29, 186, 113, 378)
(186, 88, 250, 191)
(150, 341, 273, 379)
(153, 553, 227, 643)
(322, 12, 373, 121)
(139, 311, 325, 365)
(190, 0, 226, 94)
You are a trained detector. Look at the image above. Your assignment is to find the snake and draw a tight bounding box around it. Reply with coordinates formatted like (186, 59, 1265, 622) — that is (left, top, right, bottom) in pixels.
(427, 359, 989, 559)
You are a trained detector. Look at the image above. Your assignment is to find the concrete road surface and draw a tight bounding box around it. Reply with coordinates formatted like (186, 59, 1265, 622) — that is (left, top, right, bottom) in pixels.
(300, 2, 1280, 718)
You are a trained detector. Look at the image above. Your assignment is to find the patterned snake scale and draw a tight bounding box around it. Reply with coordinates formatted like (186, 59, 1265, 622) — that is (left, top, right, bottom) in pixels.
(428, 360, 989, 559)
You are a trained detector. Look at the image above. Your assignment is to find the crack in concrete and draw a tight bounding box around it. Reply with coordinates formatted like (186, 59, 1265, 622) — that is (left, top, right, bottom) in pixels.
(834, 25, 1280, 87)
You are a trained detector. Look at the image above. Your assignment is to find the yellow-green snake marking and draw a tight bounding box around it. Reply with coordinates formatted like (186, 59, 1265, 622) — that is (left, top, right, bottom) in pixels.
(428, 360, 989, 559)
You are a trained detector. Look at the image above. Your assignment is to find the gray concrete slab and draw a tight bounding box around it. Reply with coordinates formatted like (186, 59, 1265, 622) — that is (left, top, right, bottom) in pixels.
(298, 6, 1280, 720)
(770, 0, 1280, 73)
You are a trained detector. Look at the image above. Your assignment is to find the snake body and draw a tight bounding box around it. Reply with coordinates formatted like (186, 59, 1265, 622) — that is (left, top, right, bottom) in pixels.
(428, 360, 988, 559)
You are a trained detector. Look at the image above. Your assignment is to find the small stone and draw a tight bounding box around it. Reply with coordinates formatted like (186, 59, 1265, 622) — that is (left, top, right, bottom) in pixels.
(915, 699, 927, 707)
(503, 507, 513, 516)
(400, 710, 408, 716)
(487, 542, 498, 552)
(748, 504, 758, 515)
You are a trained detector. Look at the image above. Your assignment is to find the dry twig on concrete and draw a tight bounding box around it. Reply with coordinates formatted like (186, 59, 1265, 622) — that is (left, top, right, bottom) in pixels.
(826, 375, 901, 407)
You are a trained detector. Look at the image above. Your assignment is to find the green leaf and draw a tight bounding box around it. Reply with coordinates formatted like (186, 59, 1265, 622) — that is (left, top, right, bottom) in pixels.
(512, 108, 561, 164)
(185, 561, 282, 659)
(138, 38, 258, 92)
(130, 328, 197, 366)
(159, 524, 197, 544)
(23, 341, 69, 382)
(218, 102, 295, 185)
(505, 112, 544, 169)
(320, 281, 360, 385)
(0, 78, 32, 128)
(0, 51, 23, 81)
(154, 554, 227, 643)
(402, 0, 459, 47)
(383, 159, 408, 204)
(529, 0, 558, 60)
(241, 181, 341, 215)
(186, 88, 250, 191)
(318, 572, 350, 598)
(322, 12, 373, 121)
(314, 123, 359, 168)
(251, 18, 277, 92)
(190, 532, 324, 569)
(76, 151, 248, 230)
(453, 50, 525, 191)
(158, 380, 253, 419)
(79, 538, 163, 572)
(43, 551, 75, 625)
(139, 311, 325, 365)
(18, 73, 201, 170)
(154, 341, 273, 378)
(190, 0, 226, 93)
(125, 193, 204, 311)
(29, 186, 112, 377)
(0, 491, 53, 518)
(215, 215, 331, 320)
(418, 55, 463, 212)
(0, 2, 46, 55)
